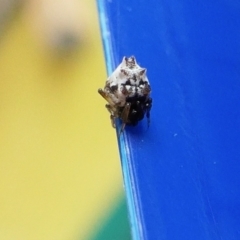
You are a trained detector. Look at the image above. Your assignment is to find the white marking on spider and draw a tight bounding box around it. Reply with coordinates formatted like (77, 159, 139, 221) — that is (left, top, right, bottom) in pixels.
(98, 56, 152, 131)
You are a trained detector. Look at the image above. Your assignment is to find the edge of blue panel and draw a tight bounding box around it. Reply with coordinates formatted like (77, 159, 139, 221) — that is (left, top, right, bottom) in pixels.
(96, 1, 144, 239)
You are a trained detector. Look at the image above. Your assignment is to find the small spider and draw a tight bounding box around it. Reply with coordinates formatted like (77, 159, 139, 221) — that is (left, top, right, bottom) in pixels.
(98, 56, 152, 132)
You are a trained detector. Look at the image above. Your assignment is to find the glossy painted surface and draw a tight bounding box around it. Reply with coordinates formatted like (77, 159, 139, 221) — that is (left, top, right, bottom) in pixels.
(97, 1, 240, 239)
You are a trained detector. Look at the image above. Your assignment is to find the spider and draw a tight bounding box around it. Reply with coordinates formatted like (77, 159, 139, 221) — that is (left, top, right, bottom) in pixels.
(98, 56, 152, 132)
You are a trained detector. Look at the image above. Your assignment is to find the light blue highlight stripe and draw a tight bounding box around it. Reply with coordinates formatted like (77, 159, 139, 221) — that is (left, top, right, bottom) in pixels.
(96, 1, 143, 239)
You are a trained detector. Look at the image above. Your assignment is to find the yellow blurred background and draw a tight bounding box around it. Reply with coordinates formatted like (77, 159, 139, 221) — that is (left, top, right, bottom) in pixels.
(0, 0, 126, 239)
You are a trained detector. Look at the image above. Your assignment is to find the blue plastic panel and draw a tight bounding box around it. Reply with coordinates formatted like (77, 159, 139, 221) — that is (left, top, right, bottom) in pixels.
(97, 1, 240, 239)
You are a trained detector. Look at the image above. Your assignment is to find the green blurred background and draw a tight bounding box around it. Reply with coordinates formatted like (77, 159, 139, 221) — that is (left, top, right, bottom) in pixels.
(0, 0, 131, 239)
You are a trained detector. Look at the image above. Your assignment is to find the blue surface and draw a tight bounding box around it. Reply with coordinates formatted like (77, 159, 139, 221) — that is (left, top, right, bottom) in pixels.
(97, 1, 240, 239)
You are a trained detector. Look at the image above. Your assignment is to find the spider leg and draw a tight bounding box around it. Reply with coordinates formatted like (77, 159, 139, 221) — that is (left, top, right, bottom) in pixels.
(145, 97, 152, 127)
(106, 104, 117, 128)
(98, 88, 116, 107)
(119, 102, 131, 133)
(99, 88, 119, 128)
